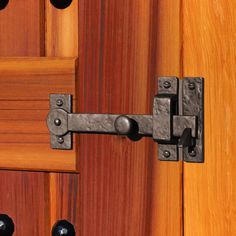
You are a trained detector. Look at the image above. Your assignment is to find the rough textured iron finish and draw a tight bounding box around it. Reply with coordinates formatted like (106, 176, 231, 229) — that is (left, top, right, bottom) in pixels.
(182, 77, 204, 162)
(46, 77, 204, 162)
(47, 94, 72, 150)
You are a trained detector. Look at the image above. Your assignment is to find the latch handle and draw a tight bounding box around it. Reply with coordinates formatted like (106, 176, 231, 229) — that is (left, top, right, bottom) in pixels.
(46, 77, 204, 162)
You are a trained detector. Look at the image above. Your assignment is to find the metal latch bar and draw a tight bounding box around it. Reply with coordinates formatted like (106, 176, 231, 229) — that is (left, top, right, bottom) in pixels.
(46, 77, 204, 162)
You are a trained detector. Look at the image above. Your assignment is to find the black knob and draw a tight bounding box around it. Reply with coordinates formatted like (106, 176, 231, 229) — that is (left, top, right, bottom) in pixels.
(51, 220, 75, 236)
(0, 214, 14, 236)
(0, 0, 9, 10)
(50, 0, 72, 9)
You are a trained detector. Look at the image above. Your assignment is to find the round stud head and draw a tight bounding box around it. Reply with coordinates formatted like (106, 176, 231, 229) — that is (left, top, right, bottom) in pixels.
(114, 116, 135, 135)
(50, 0, 72, 9)
(51, 220, 75, 236)
(0, 0, 9, 10)
(0, 214, 14, 236)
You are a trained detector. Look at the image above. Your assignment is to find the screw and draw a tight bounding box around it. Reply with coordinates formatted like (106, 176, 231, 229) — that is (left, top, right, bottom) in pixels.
(188, 82, 195, 90)
(189, 149, 196, 157)
(163, 150, 171, 158)
(54, 119, 62, 126)
(56, 99, 64, 107)
(57, 137, 64, 144)
(163, 81, 171, 89)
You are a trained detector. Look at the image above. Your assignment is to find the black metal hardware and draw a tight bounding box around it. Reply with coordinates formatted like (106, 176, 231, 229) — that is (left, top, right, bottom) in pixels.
(50, 0, 72, 9)
(47, 77, 204, 162)
(0, 0, 9, 10)
(0, 214, 14, 236)
(51, 220, 75, 236)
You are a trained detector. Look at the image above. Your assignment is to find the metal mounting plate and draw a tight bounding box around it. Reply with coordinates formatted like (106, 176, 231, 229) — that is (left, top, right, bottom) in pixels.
(48, 94, 72, 149)
(182, 77, 204, 162)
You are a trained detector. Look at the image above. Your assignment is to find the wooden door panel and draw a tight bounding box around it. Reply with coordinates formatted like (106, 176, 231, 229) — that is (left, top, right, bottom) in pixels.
(183, 1, 236, 235)
(0, 0, 44, 56)
(0, 171, 50, 235)
(0, 58, 78, 171)
(79, 0, 183, 235)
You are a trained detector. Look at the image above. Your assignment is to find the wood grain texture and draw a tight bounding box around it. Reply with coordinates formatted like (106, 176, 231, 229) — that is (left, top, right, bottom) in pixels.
(46, 0, 78, 57)
(0, 171, 50, 235)
(0, 0, 44, 56)
(79, 0, 182, 235)
(45, 2, 80, 234)
(0, 58, 78, 171)
(0, 2, 52, 235)
(183, 1, 236, 235)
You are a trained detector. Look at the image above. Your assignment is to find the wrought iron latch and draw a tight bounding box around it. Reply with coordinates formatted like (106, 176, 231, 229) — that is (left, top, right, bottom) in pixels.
(47, 77, 204, 162)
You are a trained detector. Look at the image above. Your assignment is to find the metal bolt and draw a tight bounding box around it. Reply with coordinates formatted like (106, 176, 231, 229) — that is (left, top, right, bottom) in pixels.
(54, 119, 62, 126)
(163, 150, 171, 158)
(57, 137, 64, 144)
(56, 99, 64, 107)
(163, 81, 171, 89)
(188, 82, 195, 90)
(189, 149, 196, 157)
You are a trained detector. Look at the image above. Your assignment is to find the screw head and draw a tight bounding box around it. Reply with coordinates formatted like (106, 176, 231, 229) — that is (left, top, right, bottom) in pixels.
(57, 137, 64, 144)
(56, 99, 64, 107)
(188, 82, 195, 90)
(54, 119, 62, 126)
(189, 149, 196, 157)
(163, 81, 171, 89)
(163, 150, 171, 158)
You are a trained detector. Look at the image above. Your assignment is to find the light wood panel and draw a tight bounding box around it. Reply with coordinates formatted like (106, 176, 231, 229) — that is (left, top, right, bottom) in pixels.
(0, 2, 52, 235)
(0, 58, 78, 171)
(183, 1, 236, 235)
(46, 0, 78, 57)
(45, 1, 80, 234)
(0, 0, 44, 56)
(79, 0, 182, 235)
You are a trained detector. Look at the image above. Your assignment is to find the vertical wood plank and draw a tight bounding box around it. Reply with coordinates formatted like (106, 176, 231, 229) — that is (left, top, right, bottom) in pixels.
(0, 171, 50, 236)
(0, 0, 45, 56)
(79, 0, 183, 235)
(184, 1, 236, 235)
(46, 0, 78, 57)
(45, 1, 80, 234)
(0, 1, 50, 235)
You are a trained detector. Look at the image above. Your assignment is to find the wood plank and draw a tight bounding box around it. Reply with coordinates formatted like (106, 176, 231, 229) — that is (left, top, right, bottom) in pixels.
(45, 2, 80, 234)
(183, 1, 236, 235)
(79, 0, 182, 235)
(0, 0, 45, 56)
(0, 2, 52, 235)
(46, 0, 78, 57)
(0, 171, 50, 235)
(0, 58, 78, 171)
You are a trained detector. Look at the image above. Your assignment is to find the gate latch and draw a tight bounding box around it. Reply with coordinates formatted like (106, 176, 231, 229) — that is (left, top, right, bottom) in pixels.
(47, 77, 204, 162)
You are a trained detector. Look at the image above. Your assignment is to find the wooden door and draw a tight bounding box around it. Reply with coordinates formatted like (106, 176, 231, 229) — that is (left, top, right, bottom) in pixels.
(0, 0, 182, 235)
(183, 1, 236, 236)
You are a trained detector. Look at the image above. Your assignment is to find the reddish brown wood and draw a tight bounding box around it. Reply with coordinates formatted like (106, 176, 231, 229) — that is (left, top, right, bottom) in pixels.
(0, 171, 50, 235)
(45, 1, 80, 234)
(0, 0, 45, 56)
(79, 0, 183, 235)
(0, 1, 51, 235)
(0, 58, 77, 171)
